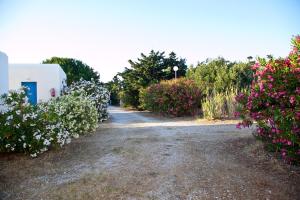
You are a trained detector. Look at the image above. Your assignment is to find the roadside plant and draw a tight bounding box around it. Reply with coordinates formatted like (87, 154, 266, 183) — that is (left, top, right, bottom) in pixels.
(202, 92, 226, 119)
(236, 35, 300, 164)
(66, 79, 110, 121)
(44, 91, 99, 137)
(140, 78, 202, 116)
(0, 85, 104, 157)
(0, 88, 51, 157)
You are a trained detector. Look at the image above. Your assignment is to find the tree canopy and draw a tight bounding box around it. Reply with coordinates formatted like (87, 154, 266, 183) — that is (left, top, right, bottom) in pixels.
(117, 50, 188, 107)
(105, 75, 122, 105)
(186, 57, 253, 94)
(43, 57, 100, 85)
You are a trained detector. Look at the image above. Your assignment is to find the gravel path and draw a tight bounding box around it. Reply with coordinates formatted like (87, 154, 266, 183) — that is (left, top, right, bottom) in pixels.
(0, 106, 299, 200)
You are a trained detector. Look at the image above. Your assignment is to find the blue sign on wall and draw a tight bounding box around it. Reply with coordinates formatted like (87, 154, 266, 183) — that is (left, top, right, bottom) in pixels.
(21, 82, 37, 105)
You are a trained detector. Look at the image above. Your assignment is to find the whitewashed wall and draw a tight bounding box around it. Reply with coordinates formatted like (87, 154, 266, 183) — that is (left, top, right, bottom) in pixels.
(0, 51, 8, 95)
(9, 64, 67, 102)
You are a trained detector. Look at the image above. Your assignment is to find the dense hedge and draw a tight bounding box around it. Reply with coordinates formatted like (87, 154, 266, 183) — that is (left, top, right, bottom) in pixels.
(0, 81, 109, 157)
(236, 36, 300, 164)
(140, 78, 202, 116)
(66, 79, 110, 121)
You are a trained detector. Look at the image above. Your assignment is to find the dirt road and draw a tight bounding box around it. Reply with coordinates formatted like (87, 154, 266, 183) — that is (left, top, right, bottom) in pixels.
(0, 107, 299, 200)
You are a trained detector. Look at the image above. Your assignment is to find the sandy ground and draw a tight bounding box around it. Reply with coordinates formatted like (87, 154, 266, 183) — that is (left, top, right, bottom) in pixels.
(0, 106, 299, 200)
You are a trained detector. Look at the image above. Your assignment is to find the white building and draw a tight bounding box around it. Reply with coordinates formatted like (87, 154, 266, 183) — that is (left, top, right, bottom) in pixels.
(9, 64, 67, 104)
(0, 51, 9, 95)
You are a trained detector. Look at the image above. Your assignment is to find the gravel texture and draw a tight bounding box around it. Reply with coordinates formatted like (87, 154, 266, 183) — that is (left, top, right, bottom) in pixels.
(0, 106, 299, 200)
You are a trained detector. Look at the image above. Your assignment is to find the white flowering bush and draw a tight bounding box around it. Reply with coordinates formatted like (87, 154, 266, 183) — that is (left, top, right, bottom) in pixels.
(43, 91, 99, 138)
(66, 79, 110, 121)
(0, 87, 100, 157)
(0, 88, 51, 157)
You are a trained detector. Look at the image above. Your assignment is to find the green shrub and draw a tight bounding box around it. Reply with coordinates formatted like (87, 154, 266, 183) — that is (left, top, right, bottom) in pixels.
(186, 57, 253, 95)
(66, 79, 110, 121)
(42, 91, 99, 138)
(119, 89, 140, 108)
(140, 78, 202, 116)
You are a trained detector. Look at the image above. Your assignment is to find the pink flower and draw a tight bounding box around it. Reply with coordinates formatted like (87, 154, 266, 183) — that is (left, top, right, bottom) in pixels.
(289, 95, 296, 104)
(257, 128, 263, 134)
(284, 58, 291, 66)
(268, 83, 273, 89)
(271, 128, 276, 133)
(296, 35, 300, 43)
(251, 63, 260, 70)
(278, 91, 286, 97)
(292, 47, 298, 54)
(234, 112, 240, 117)
(267, 75, 274, 82)
(259, 83, 264, 92)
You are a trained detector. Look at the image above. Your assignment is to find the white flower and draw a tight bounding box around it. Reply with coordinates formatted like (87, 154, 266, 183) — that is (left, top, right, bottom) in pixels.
(43, 139, 50, 146)
(66, 138, 71, 144)
(6, 115, 13, 121)
(30, 113, 38, 119)
(30, 153, 37, 158)
(24, 96, 29, 103)
(23, 114, 30, 122)
(40, 147, 48, 153)
(34, 134, 41, 140)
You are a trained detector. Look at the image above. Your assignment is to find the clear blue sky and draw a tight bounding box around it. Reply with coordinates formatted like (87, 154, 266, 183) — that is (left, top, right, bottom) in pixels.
(0, 0, 299, 82)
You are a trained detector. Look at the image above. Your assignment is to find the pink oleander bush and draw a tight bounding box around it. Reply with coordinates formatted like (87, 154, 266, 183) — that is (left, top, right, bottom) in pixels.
(236, 35, 300, 164)
(140, 78, 202, 116)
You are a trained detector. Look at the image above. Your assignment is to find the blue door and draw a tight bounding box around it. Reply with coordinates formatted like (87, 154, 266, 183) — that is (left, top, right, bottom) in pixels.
(21, 82, 37, 105)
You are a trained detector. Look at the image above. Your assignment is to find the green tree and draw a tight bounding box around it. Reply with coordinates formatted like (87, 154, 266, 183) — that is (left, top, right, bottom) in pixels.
(43, 57, 100, 85)
(105, 75, 122, 105)
(186, 57, 253, 94)
(118, 50, 187, 108)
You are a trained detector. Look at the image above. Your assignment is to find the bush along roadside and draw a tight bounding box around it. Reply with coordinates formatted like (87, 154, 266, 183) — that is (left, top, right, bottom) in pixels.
(140, 78, 202, 117)
(236, 35, 300, 164)
(65, 79, 110, 121)
(0, 82, 110, 157)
